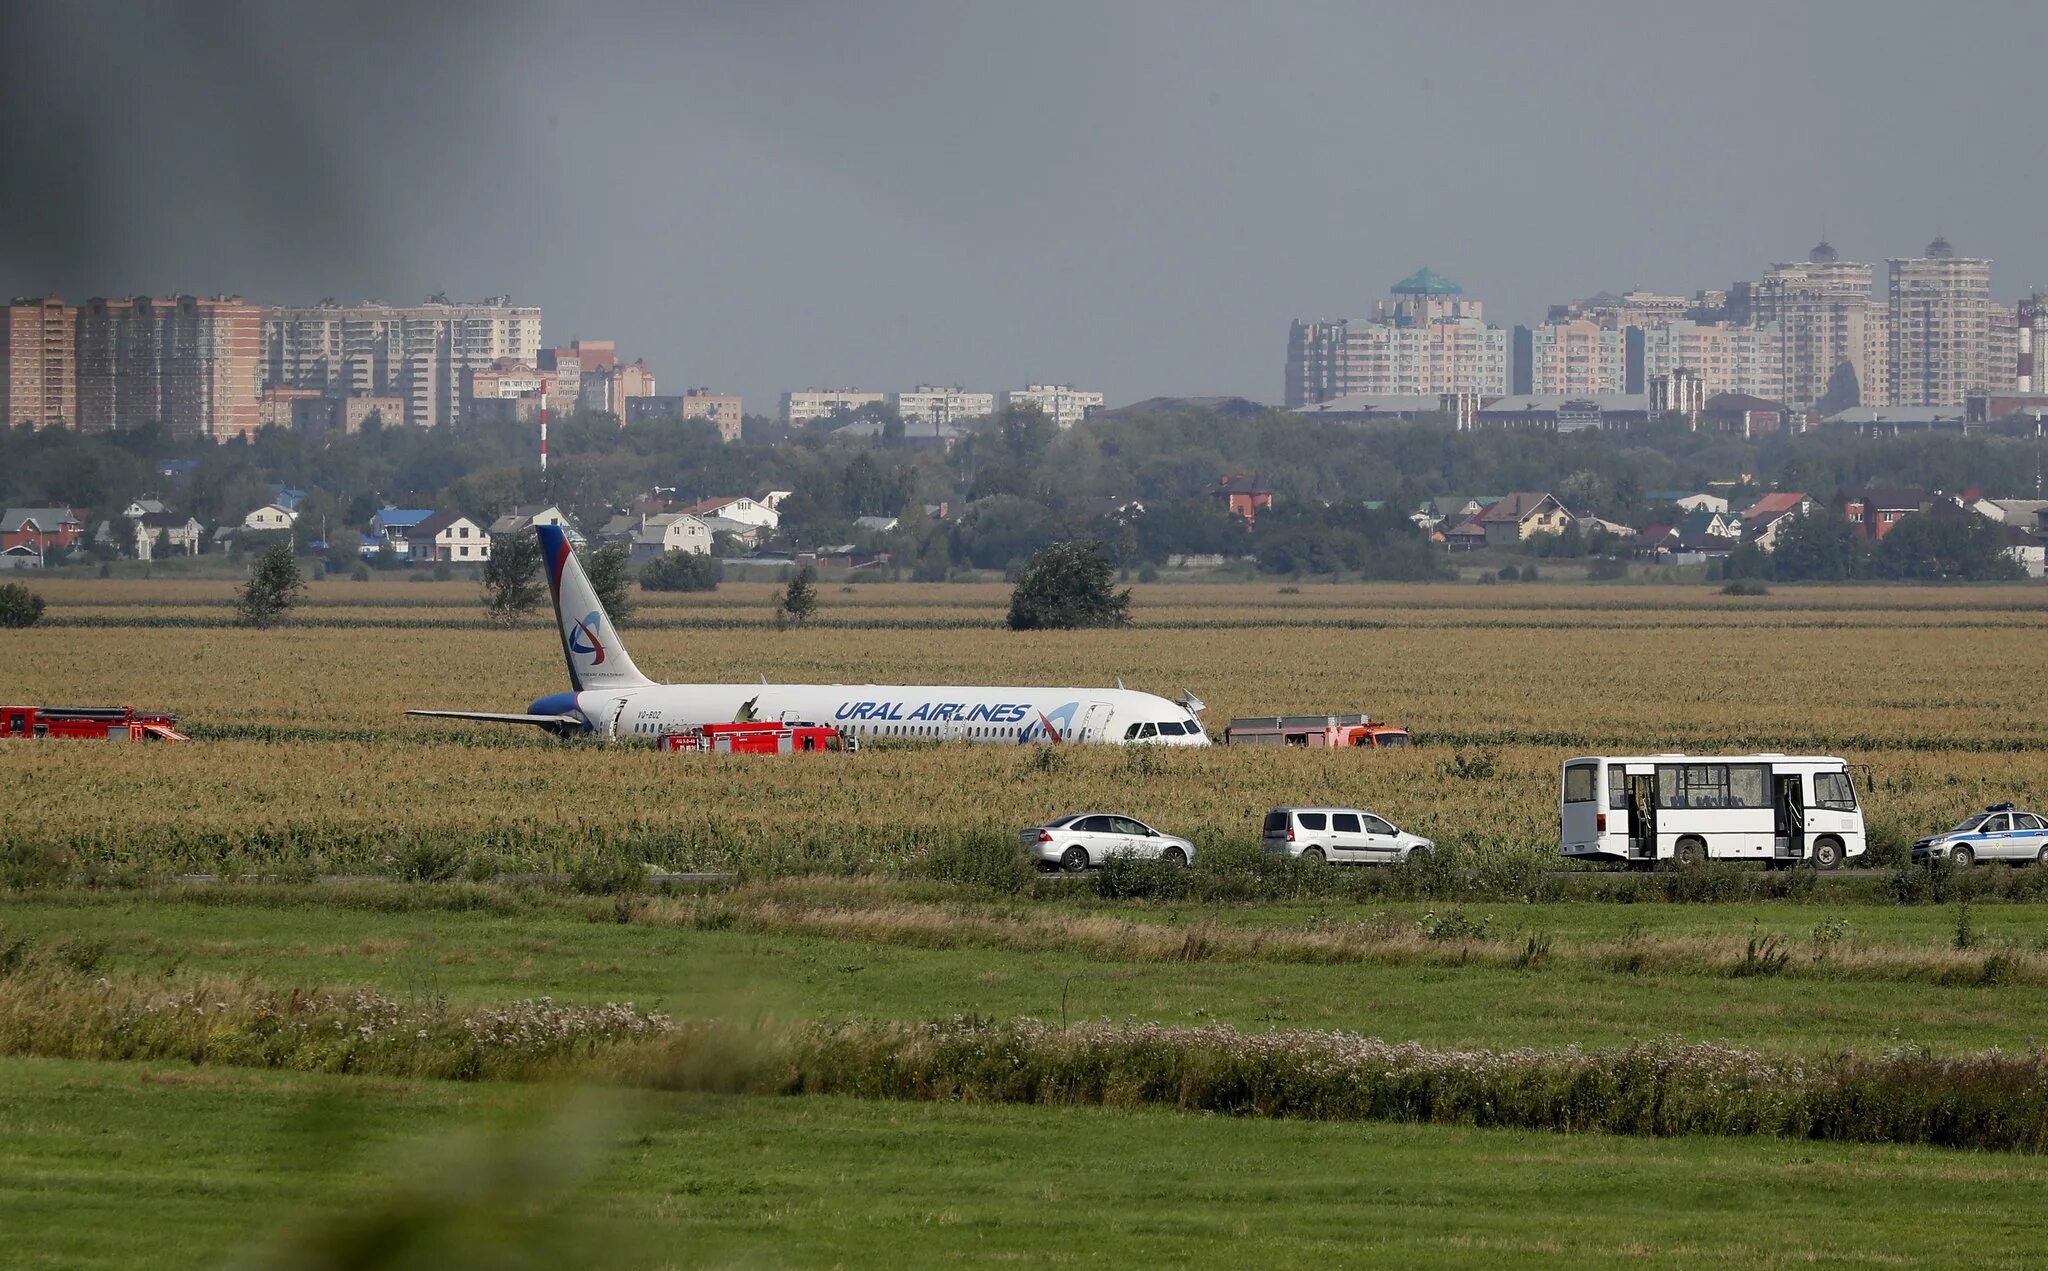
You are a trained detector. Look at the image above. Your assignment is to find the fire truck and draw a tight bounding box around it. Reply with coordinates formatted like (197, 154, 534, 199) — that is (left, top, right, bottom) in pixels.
(1223, 714, 1409, 748)
(659, 721, 854, 754)
(0, 705, 189, 742)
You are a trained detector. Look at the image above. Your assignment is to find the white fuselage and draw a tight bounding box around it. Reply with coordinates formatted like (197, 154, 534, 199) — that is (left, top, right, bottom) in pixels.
(576, 683, 1210, 746)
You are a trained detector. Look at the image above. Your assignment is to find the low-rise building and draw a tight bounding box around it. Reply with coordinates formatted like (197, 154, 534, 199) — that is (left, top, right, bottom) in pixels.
(679, 496, 778, 530)
(625, 390, 744, 442)
(1470, 394, 1652, 433)
(0, 507, 83, 556)
(1835, 487, 1931, 540)
(1479, 492, 1572, 547)
(407, 512, 491, 563)
(241, 503, 299, 533)
(134, 512, 203, 559)
(631, 512, 711, 557)
(998, 384, 1105, 429)
(1646, 490, 1729, 514)
(783, 388, 885, 426)
(887, 386, 995, 427)
(486, 504, 578, 541)
(1208, 475, 1272, 522)
(366, 508, 436, 559)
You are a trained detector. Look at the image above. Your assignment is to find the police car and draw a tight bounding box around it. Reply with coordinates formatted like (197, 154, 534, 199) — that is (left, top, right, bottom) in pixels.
(1911, 804, 2048, 867)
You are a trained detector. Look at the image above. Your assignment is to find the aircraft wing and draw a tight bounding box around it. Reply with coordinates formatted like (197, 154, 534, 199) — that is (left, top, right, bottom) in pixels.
(405, 709, 584, 734)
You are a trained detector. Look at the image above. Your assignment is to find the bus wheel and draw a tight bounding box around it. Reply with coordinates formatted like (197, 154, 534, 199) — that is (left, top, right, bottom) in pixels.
(1811, 836, 1844, 871)
(1673, 837, 1707, 867)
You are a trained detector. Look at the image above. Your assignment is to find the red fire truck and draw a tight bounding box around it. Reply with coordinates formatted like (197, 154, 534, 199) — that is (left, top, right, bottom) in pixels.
(660, 721, 853, 754)
(0, 705, 189, 742)
(1223, 714, 1409, 748)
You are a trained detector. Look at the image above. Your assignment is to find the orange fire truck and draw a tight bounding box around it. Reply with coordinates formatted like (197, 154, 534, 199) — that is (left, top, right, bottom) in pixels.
(659, 721, 854, 754)
(1223, 714, 1409, 748)
(0, 705, 189, 742)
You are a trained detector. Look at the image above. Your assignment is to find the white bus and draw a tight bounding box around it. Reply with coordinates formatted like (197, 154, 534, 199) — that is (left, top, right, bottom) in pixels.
(1560, 754, 1865, 869)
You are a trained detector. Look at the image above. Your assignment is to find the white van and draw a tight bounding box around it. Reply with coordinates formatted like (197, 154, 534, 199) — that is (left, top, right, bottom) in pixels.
(1560, 755, 1865, 869)
(1261, 807, 1434, 865)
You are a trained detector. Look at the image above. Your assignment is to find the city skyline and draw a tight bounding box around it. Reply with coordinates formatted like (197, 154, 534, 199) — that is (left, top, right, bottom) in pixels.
(4, 2, 2048, 412)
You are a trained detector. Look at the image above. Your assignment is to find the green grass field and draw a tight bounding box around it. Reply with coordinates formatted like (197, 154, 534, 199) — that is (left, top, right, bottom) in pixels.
(4, 1056, 2042, 1268)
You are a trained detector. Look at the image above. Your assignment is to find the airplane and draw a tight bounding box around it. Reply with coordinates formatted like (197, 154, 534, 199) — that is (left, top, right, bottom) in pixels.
(408, 524, 1211, 747)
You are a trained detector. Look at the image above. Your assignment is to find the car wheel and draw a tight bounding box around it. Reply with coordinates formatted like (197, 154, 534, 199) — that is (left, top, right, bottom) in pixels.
(1162, 846, 1188, 868)
(1060, 846, 1090, 873)
(1673, 836, 1707, 867)
(2038, 845, 2048, 868)
(1403, 846, 1431, 865)
(1811, 836, 1843, 871)
(1952, 845, 1974, 869)
(1299, 847, 1326, 865)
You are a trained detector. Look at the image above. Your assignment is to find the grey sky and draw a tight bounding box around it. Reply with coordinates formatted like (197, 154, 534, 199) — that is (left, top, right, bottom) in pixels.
(4, 0, 2044, 410)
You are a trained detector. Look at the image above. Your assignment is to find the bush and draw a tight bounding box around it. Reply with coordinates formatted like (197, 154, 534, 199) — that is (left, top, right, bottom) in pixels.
(1007, 541, 1132, 630)
(1720, 579, 1770, 596)
(640, 551, 722, 592)
(1586, 557, 1628, 581)
(0, 582, 47, 628)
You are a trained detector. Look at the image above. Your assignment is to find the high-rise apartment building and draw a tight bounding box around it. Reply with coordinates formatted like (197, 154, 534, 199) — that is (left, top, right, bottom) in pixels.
(1516, 320, 1628, 396)
(997, 384, 1105, 429)
(75, 295, 261, 440)
(260, 297, 542, 428)
(539, 339, 613, 414)
(783, 389, 886, 425)
(1286, 268, 1509, 406)
(887, 386, 995, 426)
(1752, 242, 1889, 410)
(1888, 238, 1995, 408)
(1, 297, 78, 429)
(579, 359, 656, 417)
(1546, 289, 1691, 329)
(1631, 321, 1785, 400)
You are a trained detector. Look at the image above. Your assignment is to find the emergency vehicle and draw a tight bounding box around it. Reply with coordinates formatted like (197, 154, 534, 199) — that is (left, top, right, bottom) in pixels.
(0, 705, 189, 742)
(1223, 714, 1410, 748)
(659, 721, 853, 754)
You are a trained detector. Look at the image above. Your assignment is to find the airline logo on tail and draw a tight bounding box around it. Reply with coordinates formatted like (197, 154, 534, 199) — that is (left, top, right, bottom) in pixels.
(568, 611, 607, 665)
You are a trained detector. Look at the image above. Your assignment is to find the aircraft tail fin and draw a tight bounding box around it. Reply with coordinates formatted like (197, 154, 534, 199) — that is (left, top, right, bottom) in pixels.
(537, 524, 652, 692)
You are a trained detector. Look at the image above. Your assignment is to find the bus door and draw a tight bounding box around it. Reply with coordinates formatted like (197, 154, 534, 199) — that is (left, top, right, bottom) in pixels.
(1628, 773, 1656, 861)
(1773, 773, 1805, 859)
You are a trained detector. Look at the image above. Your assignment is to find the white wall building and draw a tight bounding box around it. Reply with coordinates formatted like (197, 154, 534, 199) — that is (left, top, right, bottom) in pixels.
(998, 383, 1105, 429)
(632, 512, 712, 557)
(783, 388, 885, 425)
(242, 503, 299, 532)
(887, 386, 995, 426)
(681, 496, 779, 529)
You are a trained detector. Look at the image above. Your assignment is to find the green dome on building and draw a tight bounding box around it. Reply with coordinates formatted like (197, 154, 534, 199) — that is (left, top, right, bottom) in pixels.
(1391, 266, 1462, 296)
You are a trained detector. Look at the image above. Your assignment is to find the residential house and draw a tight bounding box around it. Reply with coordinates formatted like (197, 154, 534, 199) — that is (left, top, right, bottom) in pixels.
(1075, 496, 1146, 522)
(1742, 492, 1815, 523)
(680, 496, 779, 530)
(2003, 526, 2046, 578)
(269, 485, 308, 514)
(407, 512, 492, 563)
(1978, 499, 2048, 533)
(134, 512, 203, 559)
(365, 508, 436, 559)
(1634, 523, 1680, 558)
(487, 504, 583, 546)
(853, 515, 901, 534)
(1479, 492, 1572, 548)
(1645, 490, 1729, 514)
(0, 544, 42, 570)
(700, 515, 767, 547)
(1575, 515, 1637, 539)
(1835, 487, 1930, 540)
(121, 497, 169, 519)
(242, 503, 299, 533)
(0, 507, 83, 557)
(1208, 475, 1273, 522)
(631, 512, 712, 558)
(1677, 508, 1742, 540)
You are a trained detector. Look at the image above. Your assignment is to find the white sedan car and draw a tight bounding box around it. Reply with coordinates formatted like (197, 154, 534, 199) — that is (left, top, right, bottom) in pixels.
(1020, 813, 1195, 872)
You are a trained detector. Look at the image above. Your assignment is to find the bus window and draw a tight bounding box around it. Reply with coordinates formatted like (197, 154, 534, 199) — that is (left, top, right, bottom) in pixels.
(1608, 766, 1631, 809)
(1563, 764, 1596, 803)
(1812, 770, 1857, 811)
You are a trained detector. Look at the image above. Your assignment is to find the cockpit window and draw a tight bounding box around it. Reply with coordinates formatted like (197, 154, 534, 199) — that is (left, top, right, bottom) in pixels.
(1157, 720, 1187, 735)
(1138, 722, 1158, 739)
